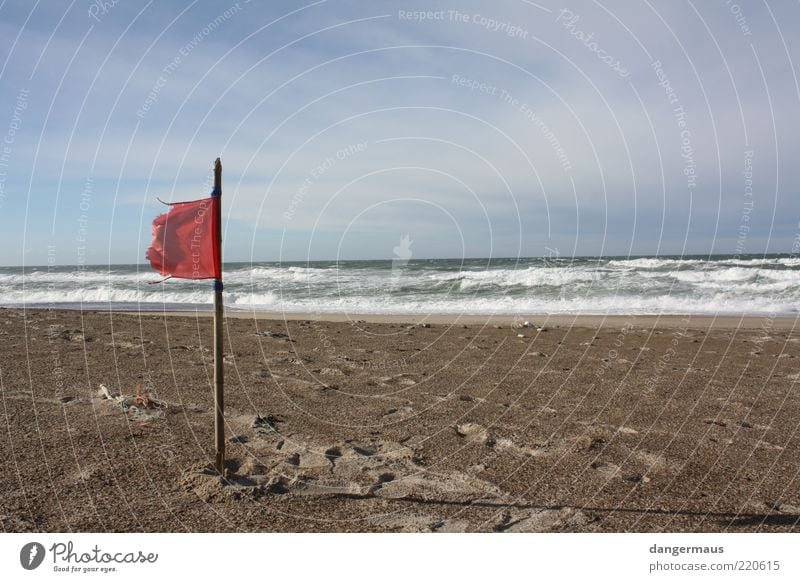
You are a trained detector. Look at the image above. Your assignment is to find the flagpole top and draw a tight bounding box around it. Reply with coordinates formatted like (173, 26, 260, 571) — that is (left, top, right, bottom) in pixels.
(212, 158, 222, 198)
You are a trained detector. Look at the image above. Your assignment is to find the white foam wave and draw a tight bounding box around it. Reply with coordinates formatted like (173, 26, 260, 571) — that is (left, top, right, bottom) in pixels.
(2, 287, 212, 305)
(455, 267, 599, 289)
(671, 268, 758, 283)
(228, 292, 278, 306)
(718, 257, 800, 267)
(230, 293, 798, 315)
(4, 257, 799, 316)
(605, 258, 703, 269)
(0, 270, 152, 285)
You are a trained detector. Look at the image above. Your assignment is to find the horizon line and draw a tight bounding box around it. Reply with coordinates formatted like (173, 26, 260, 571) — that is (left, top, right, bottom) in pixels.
(4, 251, 797, 269)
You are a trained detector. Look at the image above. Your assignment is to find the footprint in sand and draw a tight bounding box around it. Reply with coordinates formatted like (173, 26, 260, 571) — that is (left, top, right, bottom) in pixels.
(455, 422, 546, 457)
(492, 437, 546, 457)
(106, 340, 147, 349)
(47, 327, 90, 342)
(455, 423, 489, 444)
(383, 406, 413, 419)
(590, 461, 621, 478)
(378, 374, 418, 387)
(373, 470, 501, 502)
(633, 450, 667, 472)
(313, 367, 347, 377)
(455, 393, 487, 404)
(187, 431, 511, 518)
(757, 441, 785, 451)
(299, 449, 338, 469)
(624, 474, 651, 484)
(616, 426, 639, 435)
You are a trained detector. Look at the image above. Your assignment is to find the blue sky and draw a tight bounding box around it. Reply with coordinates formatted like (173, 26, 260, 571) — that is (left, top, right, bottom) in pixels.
(0, 0, 798, 265)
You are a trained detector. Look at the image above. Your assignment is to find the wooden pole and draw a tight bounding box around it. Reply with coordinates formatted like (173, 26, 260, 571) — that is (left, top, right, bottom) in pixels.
(212, 158, 225, 475)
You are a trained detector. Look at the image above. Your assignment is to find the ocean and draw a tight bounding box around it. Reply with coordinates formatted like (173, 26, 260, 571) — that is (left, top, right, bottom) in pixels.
(2, 255, 798, 316)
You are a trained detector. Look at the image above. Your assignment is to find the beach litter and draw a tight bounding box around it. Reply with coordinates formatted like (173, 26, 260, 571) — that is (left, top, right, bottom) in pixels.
(99, 383, 167, 421)
(252, 414, 284, 433)
(255, 330, 290, 339)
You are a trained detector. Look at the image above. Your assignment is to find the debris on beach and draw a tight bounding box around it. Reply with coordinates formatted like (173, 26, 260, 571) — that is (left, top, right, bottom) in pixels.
(99, 383, 167, 421)
(252, 414, 284, 433)
(255, 330, 288, 338)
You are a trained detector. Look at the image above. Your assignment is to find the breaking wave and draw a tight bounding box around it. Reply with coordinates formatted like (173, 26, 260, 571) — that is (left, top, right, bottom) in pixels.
(2, 254, 798, 315)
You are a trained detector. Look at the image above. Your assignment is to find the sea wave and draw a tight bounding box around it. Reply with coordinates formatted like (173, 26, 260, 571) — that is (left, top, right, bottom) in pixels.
(605, 258, 704, 269)
(3, 255, 798, 315)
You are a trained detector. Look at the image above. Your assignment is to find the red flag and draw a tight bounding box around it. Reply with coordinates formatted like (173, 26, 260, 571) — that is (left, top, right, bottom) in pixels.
(146, 197, 220, 279)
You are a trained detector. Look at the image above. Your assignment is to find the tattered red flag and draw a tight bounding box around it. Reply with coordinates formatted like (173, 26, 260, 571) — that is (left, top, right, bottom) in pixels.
(146, 197, 220, 280)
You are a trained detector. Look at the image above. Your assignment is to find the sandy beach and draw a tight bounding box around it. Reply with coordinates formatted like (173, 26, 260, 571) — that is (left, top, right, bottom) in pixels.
(1, 307, 798, 532)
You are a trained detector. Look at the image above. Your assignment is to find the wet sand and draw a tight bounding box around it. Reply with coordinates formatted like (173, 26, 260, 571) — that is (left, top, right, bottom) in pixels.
(1, 307, 798, 532)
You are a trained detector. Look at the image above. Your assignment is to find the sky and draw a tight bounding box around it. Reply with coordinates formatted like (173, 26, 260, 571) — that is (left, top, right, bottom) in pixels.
(0, 0, 798, 266)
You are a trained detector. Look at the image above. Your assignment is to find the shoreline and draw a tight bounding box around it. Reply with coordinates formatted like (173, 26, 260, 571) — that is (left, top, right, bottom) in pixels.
(8, 306, 798, 329)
